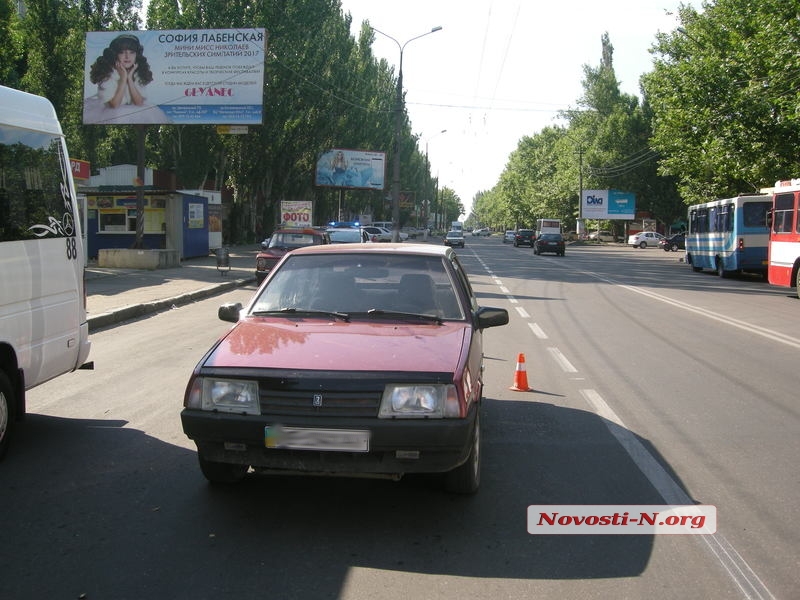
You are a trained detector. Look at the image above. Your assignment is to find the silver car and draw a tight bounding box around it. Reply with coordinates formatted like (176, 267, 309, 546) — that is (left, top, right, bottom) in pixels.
(627, 231, 665, 248)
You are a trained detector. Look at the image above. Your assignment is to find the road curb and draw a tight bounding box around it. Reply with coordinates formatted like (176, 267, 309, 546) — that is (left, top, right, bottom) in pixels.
(87, 276, 253, 332)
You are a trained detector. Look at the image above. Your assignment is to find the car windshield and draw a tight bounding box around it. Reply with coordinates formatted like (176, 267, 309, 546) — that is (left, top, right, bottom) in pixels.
(540, 234, 561, 241)
(250, 253, 465, 320)
(447, 232, 462, 238)
(269, 232, 318, 249)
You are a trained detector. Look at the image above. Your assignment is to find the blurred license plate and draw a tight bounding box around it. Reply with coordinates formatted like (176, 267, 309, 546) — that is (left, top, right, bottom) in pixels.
(265, 426, 370, 452)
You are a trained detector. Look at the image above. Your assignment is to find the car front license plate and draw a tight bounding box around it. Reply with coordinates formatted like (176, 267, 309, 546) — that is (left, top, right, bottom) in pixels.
(265, 425, 370, 452)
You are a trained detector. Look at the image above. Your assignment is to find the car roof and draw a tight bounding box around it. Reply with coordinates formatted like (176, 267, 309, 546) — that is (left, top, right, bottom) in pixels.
(288, 242, 452, 258)
(274, 227, 325, 235)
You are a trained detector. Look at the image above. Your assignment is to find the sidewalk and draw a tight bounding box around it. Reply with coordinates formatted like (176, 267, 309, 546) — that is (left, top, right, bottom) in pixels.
(85, 245, 259, 331)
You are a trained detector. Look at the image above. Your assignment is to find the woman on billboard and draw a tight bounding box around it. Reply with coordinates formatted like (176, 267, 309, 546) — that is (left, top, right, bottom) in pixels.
(83, 33, 168, 124)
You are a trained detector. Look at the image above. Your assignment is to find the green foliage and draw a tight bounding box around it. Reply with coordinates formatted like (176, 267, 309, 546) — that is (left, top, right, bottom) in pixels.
(8, 0, 793, 243)
(642, 0, 800, 203)
(472, 29, 684, 232)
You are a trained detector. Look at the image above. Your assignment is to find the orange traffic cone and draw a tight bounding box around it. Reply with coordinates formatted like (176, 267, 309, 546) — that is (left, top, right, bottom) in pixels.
(509, 352, 532, 392)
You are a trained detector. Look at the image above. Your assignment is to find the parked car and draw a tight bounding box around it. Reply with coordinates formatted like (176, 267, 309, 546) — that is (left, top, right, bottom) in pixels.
(180, 243, 510, 494)
(588, 230, 616, 242)
(327, 227, 370, 244)
(503, 230, 516, 244)
(256, 228, 330, 284)
(533, 232, 566, 256)
(362, 226, 393, 242)
(366, 222, 408, 241)
(659, 233, 686, 252)
(472, 228, 491, 237)
(513, 229, 535, 247)
(444, 230, 465, 248)
(627, 231, 665, 248)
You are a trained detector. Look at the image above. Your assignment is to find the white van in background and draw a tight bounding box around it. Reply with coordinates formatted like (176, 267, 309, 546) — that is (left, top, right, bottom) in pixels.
(0, 85, 93, 460)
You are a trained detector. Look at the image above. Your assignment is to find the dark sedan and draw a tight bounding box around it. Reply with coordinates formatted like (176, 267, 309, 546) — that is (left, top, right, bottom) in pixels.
(533, 233, 565, 256)
(181, 244, 509, 494)
(513, 229, 535, 247)
(660, 233, 686, 252)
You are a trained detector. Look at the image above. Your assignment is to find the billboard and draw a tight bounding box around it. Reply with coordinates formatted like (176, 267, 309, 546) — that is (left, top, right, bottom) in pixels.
(315, 149, 386, 190)
(582, 189, 636, 220)
(83, 29, 266, 125)
(281, 200, 313, 227)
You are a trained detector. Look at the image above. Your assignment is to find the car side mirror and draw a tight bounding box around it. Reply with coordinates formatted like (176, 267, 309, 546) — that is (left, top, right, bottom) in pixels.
(219, 302, 243, 323)
(475, 306, 509, 330)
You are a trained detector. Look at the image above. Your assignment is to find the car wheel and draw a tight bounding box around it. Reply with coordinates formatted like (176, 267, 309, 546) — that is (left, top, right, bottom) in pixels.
(442, 412, 481, 494)
(716, 258, 727, 278)
(639, 241, 647, 249)
(796, 267, 800, 299)
(198, 454, 248, 484)
(0, 370, 15, 461)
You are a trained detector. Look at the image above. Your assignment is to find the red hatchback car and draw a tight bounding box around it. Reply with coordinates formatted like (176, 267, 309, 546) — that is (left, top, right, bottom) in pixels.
(181, 243, 509, 494)
(255, 227, 329, 284)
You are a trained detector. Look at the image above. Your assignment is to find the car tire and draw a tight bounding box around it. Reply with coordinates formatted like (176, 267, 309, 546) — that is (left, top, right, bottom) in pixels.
(639, 241, 647, 249)
(796, 267, 800, 300)
(716, 258, 728, 278)
(0, 370, 15, 461)
(670, 243, 679, 252)
(198, 454, 248, 484)
(442, 412, 481, 495)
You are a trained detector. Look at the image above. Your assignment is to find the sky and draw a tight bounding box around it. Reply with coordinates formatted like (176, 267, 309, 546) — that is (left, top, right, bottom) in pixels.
(338, 0, 694, 218)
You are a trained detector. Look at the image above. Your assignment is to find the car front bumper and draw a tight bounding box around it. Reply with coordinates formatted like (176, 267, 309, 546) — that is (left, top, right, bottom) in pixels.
(181, 406, 477, 476)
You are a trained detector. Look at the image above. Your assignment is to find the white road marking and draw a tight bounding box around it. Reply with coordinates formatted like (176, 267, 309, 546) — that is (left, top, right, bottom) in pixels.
(581, 389, 775, 600)
(548, 347, 577, 372)
(528, 322, 548, 339)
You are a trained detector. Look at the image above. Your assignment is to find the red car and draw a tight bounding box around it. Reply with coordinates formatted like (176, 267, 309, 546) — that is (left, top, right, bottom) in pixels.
(255, 228, 329, 284)
(182, 244, 509, 494)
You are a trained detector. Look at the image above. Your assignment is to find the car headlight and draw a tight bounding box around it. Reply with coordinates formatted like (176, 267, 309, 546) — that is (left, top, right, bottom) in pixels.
(378, 384, 459, 418)
(185, 377, 260, 415)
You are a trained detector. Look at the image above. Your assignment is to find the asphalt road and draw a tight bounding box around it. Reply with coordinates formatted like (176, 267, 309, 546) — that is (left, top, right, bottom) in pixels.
(2, 237, 796, 599)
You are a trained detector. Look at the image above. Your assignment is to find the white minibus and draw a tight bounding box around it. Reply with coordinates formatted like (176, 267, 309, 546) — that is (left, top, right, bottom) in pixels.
(0, 85, 93, 460)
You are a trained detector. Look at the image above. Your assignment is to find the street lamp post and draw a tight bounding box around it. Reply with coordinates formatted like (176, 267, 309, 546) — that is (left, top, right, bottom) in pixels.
(371, 25, 442, 242)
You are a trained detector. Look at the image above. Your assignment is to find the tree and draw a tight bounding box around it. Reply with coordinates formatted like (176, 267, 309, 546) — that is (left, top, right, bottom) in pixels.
(643, 0, 800, 203)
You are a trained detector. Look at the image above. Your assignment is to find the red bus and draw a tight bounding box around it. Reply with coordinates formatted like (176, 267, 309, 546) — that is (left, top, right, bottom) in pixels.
(767, 179, 800, 296)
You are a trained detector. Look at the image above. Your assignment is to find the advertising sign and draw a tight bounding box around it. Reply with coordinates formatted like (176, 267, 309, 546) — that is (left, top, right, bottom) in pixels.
(281, 200, 313, 227)
(315, 149, 386, 190)
(83, 29, 266, 125)
(70, 158, 91, 181)
(582, 189, 636, 220)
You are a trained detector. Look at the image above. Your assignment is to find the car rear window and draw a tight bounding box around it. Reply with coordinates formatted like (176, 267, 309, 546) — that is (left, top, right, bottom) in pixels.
(269, 232, 321, 248)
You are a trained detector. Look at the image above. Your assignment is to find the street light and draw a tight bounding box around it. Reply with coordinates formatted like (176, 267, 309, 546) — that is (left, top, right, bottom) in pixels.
(371, 25, 443, 241)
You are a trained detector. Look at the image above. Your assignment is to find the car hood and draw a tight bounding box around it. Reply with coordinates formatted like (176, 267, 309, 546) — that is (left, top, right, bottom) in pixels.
(203, 318, 470, 373)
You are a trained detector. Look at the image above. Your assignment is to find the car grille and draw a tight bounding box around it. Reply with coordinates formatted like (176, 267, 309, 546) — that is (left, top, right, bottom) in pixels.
(260, 388, 382, 417)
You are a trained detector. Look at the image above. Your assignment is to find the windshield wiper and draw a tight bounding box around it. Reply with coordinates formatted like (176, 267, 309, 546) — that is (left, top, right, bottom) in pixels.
(251, 308, 350, 321)
(360, 309, 442, 324)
